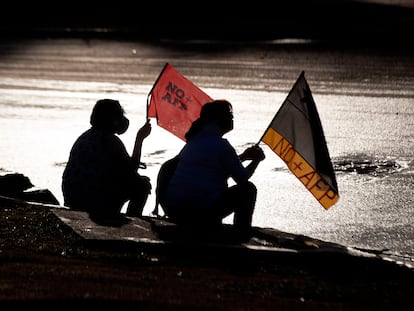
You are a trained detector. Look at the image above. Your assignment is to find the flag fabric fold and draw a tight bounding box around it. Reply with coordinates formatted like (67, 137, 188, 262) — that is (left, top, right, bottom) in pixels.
(260, 71, 339, 209)
(147, 63, 213, 141)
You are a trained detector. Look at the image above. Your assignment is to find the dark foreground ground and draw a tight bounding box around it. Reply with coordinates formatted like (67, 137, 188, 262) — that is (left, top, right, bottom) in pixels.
(1, 195, 413, 310)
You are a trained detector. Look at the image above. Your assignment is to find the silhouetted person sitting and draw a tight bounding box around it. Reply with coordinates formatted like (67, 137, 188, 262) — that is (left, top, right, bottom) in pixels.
(62, 99, 151, 224)
(162, 99, 265, 239)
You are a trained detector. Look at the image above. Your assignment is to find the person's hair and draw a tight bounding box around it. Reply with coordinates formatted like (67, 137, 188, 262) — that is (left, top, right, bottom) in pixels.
(90, 99, 127, 133)
(185, 99, 233, 141)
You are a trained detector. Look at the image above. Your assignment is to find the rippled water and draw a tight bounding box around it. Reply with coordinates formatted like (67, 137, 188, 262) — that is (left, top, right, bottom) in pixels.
(0, 38, 413, 266)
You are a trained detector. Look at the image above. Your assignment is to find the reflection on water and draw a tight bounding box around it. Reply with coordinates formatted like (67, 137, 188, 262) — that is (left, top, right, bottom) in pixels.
(2, 82, 413, 266)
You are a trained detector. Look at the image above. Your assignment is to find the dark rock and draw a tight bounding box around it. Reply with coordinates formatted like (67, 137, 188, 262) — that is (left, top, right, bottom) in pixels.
(19, 189, 60, 205)
(0, 172, 59, 205)
(0, 173, 33, 196)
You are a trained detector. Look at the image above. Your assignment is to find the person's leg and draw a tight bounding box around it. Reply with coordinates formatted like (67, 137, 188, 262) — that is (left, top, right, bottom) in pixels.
(87, 194, 128, 226)
(126, 175, 152, 217)
(212, 181, 257, 230)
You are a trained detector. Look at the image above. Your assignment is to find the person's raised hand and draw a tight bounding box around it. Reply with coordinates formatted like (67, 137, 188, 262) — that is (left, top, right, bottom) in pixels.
(136, 119, 152, 140)
(251, 145, 265, 162)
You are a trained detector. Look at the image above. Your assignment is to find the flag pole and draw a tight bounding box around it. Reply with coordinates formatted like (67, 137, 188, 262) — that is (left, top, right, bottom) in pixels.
(256, 70, 305, 145)
(146, 62, 169, 119)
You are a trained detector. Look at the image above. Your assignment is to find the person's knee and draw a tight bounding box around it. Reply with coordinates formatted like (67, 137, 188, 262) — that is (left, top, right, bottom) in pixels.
(231, 181, 257, 208)
(247, 181, 257, 191)
(242, 181, 257, 198)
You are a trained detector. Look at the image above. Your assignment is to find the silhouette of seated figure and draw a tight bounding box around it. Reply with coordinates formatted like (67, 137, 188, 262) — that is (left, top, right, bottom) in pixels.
(160, 100, 265, 240)
(62, 99, 152, 226)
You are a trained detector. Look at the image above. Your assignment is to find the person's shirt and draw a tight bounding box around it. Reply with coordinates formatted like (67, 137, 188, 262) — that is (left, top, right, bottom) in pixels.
(62, 127, 135, 210)
(166, 123, 250, 210)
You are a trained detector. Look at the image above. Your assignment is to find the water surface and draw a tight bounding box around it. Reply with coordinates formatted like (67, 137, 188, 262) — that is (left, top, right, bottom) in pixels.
(0, 38, 413, 266)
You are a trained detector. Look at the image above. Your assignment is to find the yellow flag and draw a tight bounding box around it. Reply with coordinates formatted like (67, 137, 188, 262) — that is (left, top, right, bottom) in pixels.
(260, 71, 339, 209)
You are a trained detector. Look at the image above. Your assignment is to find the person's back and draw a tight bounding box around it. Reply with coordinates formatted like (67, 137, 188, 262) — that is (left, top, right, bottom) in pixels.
(62, 127, 133, 214)
(167, 123, 248, 210)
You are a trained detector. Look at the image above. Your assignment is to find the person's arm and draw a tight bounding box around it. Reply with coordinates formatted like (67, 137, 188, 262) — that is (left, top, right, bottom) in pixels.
(131, 119, 151, 169)
(224, 143, 265, 183)
(239, 145, 266, 176)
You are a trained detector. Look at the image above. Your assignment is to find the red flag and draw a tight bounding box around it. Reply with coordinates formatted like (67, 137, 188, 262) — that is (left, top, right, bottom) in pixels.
(147, 63, 213, 141)
(260, 71, 339, 209)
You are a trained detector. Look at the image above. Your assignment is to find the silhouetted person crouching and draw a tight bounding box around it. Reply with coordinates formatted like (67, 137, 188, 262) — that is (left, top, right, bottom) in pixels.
(62, 99, 151, 224)
(162, 100, 265, 238)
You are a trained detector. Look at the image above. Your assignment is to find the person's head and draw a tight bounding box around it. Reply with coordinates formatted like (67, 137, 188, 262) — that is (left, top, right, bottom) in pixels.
(90, 99, 129, 134)
(185, 99, 233, 141)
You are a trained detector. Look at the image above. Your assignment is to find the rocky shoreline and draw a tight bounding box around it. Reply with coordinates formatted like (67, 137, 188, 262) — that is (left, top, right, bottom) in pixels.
(1, 173, 413, 309)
